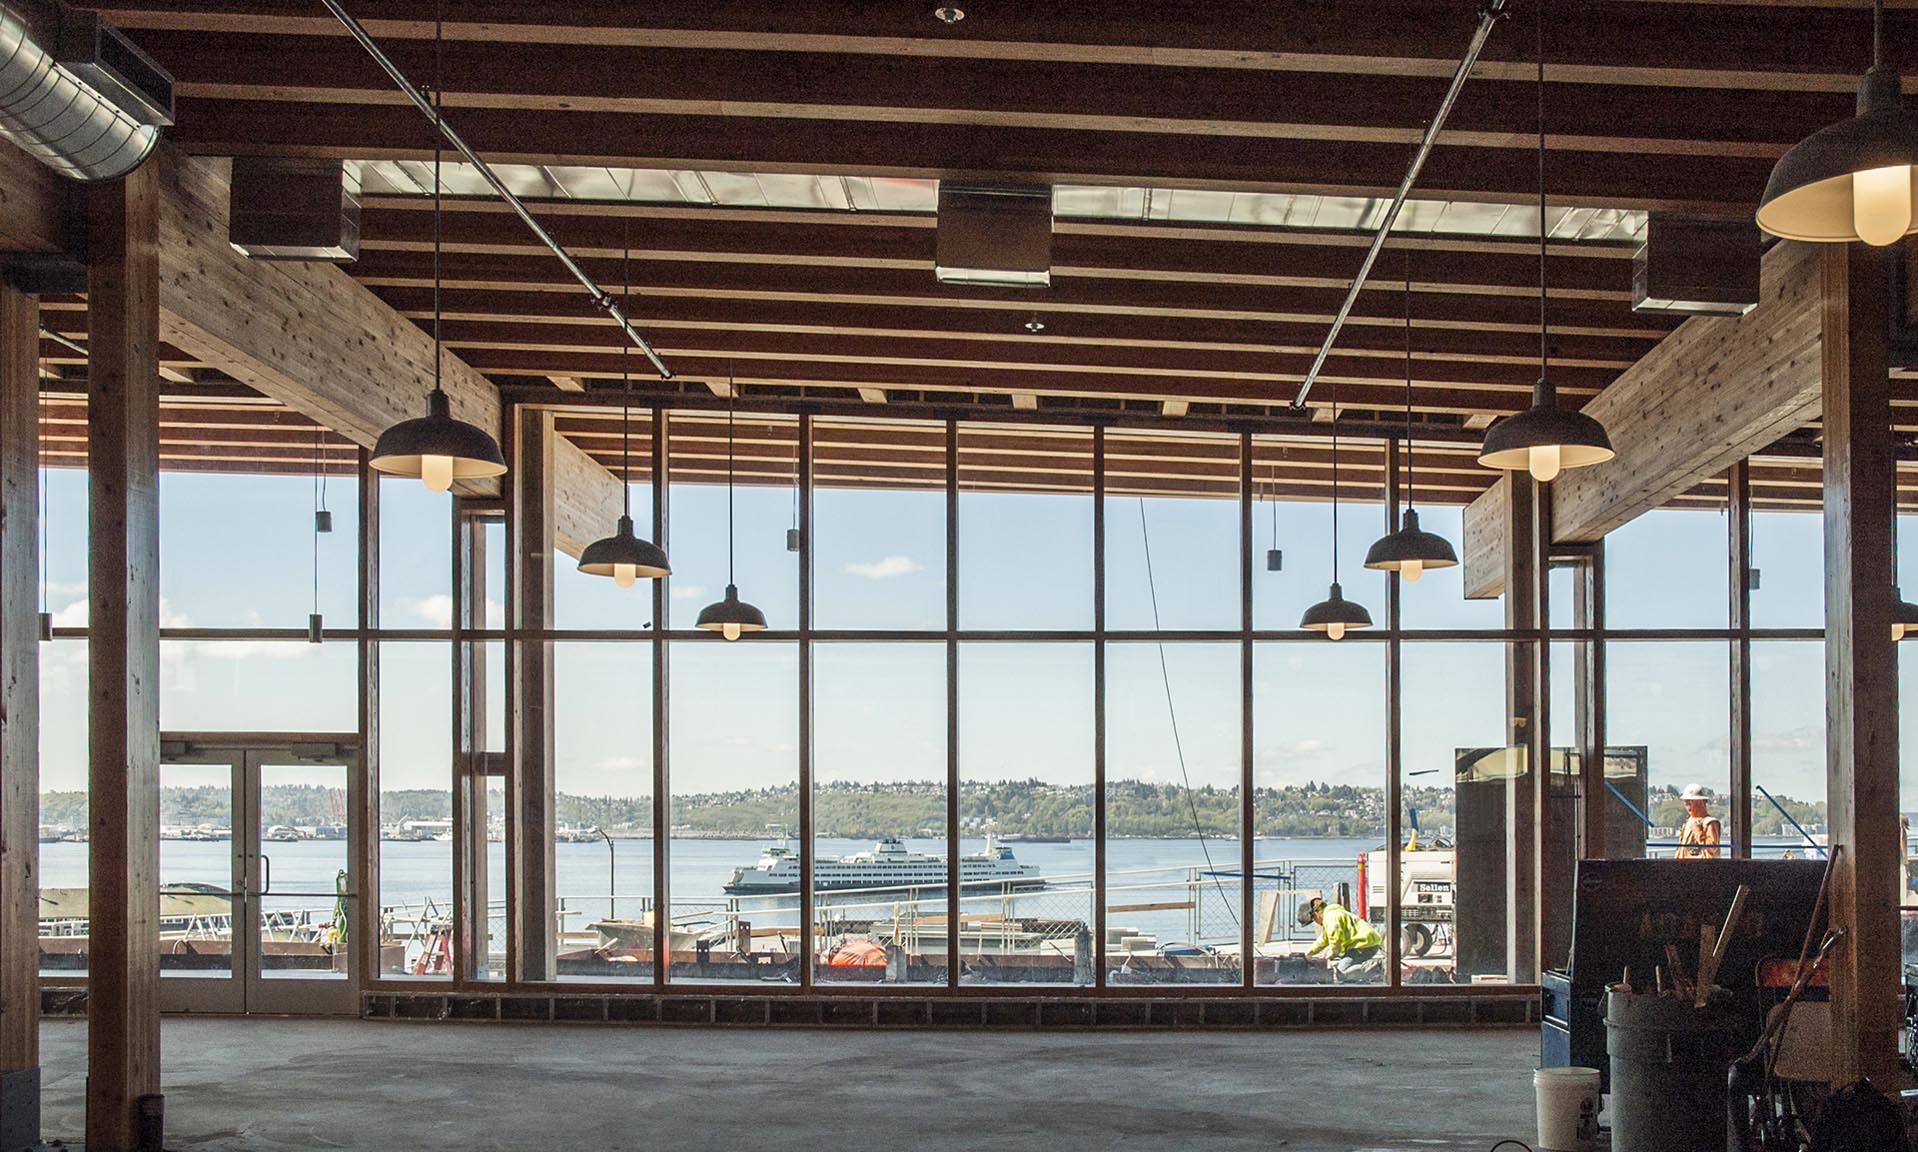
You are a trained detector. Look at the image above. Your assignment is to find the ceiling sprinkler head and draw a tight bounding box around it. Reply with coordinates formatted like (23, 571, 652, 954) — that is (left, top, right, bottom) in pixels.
(934, 5, 965, 23)
(1025, 315, 1046, 334)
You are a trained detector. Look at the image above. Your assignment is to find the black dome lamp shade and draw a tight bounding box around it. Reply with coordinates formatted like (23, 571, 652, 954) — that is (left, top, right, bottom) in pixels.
(1895, 587, 1918, 641)
(697, 384, 767, 640)
(369, 24, 505, 492)
(1477, 1, 1614, 483)
(579, 229, 670, 585)
(1757, 0, 1918, 246)
(1300, 582, 1372, 641)
(371, 389, 507, 492)
(1367, 251, 1458, 582)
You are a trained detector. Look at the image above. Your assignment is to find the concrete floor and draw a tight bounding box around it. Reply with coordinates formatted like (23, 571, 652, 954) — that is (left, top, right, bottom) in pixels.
(39, 1018, 1541, 1151)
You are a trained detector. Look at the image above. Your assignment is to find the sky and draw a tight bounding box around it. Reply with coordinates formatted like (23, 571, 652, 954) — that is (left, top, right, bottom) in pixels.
(34, 456, 1872, 816)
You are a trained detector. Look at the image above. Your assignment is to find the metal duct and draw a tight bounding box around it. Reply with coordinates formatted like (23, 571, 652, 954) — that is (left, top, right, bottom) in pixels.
(0, 3, 157, 181)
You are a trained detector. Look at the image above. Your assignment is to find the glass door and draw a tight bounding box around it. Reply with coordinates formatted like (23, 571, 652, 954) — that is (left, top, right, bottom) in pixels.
(158, 751, 245, 1014)
(246, 750, 358, 1015)
(158, 737, 361, 1015)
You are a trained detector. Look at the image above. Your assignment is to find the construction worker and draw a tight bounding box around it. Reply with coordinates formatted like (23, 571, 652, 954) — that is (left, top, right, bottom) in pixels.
(1675, 783, 1723, 859)
(1299, 895, 1384, 982)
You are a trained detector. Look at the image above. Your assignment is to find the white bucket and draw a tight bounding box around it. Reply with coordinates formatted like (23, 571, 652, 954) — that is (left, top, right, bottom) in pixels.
(1534, 1066, 1601, 1152)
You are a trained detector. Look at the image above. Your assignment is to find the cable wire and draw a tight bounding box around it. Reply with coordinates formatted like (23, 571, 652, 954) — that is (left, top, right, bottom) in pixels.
(1135, 497, 1240, 929)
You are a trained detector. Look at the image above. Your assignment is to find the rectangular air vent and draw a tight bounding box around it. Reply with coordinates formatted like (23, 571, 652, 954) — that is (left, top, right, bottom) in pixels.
(55, 5, 174, 126)
(1632, 214, 1761, 317)
(228, 158, 362, 262)
(936, 184, 1052, 287)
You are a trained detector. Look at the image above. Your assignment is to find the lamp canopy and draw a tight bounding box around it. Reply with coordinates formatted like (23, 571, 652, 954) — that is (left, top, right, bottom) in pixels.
(697, 583, 767, 642)
(1364, 508, 1459, 581)
(578, 514, 670, 586)
(1757, 0, 1918, 247)
(369, 389, 507, 491)
(1476, 378, 1616, 482)
(1300, 581, 1372, 641)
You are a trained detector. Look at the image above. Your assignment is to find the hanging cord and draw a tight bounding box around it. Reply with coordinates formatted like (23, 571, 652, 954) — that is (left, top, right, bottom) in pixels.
(37, 344, 48, 620)
(726, 370, 737, 585)
(621, 221, 633, 508)
(1135, 498, 1239, 929)
(1403, 248, 1416, 511)
(1536, 0, 1548, 376)
(431, 1, 444, 397)
(1330, 381, 1341, 581)
(1876, 0, 1885, 70)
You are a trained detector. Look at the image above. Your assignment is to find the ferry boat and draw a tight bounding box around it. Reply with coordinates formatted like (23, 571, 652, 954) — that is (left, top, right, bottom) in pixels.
(723, 833, 1045, 896)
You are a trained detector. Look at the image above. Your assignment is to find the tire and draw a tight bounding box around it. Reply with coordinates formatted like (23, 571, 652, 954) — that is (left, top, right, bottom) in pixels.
(1401, 922, 1433, 958)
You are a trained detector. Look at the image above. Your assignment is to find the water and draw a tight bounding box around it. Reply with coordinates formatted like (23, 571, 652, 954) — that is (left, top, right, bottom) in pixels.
(40, 835, 1378, 947)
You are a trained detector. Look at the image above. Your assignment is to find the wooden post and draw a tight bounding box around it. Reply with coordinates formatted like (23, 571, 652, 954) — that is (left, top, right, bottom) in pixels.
(508, 408, 556, 982)
(1505, 476, 1541, 984)
(354, 449, 381, 985)
(0, 281, 42, 1151)
(452, 502, 491, 981)
(1383, 438, 1403, 986)
(86, 158, 163, 1152)
(1820, 242, 1902, 1089)
(1727, 460, 1754, 860)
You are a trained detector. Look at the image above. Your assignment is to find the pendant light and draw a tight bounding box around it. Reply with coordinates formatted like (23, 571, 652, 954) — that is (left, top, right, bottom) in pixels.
(1366, 252, 1458, 582)
(697, 383, 767, 641)
(1758, 0, 1918, 246)
(1300, 382, 1372, 640)
(578, 226, 670, 586)
(368, 5, 506, 493)
(1477, 0, 1614, 483)
(37, 349, 51, 642)
(309, 425, 327, 644)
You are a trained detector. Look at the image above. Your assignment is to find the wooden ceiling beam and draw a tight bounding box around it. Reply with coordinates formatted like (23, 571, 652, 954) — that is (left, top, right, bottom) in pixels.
(90, 2, 1918, 95)
(161, 97, 1773, 213)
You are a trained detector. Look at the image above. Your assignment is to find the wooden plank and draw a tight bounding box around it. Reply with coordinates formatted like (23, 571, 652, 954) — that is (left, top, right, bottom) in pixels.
(0, 282, 40, 1144)
(509, 409, 557, 982)
(148, 147, 621, 556)
(1461, 475, 1508, 600)
(1820, 242, 1902, 1090)
(546, 374, 584, 392)
(1553, 239, 1826, 542)
(85, 159, 164, 1152)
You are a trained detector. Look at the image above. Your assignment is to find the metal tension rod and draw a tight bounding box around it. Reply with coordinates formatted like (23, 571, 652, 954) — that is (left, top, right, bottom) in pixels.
(319, 0, 675, 380)
(37, 328, 86, 357)
(1291, 0, 1511, 411)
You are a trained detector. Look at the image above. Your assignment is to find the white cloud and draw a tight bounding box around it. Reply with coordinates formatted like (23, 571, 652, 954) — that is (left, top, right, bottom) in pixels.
(671, 584, 707, 601)
(406, 594, 503, 628)
(845, 555, 923, 580)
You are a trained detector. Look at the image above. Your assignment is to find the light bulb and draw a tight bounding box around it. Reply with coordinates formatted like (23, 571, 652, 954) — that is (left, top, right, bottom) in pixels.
(1528, 444, 1561, 484)
(1326, 621, 1346, 641)
(613, 564, 637, 589)
(1853, 165, 1913, 247)
(421, 454, 455, 493)
(722, 621, 743, 642)
(1896, 621, 1908, 643)
(1400, 559, 1424, 583)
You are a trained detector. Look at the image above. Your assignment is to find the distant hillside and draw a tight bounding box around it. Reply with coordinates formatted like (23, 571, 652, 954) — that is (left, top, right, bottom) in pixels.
(38, 779, 1827, 842)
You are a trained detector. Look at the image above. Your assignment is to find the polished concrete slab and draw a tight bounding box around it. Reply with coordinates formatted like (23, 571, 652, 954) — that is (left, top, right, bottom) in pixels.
(39, 1018, 1541, 1151)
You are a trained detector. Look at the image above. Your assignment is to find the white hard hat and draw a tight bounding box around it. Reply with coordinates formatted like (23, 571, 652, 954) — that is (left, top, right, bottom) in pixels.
(1680, 783, 1710, 801)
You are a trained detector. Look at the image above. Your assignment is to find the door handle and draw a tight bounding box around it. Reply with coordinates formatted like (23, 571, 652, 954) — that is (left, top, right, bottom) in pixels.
(260, 853, 272, 896)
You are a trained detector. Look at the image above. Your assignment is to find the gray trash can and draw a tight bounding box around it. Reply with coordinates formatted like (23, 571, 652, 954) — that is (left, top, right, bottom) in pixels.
(1603, 987, 1732, 1152)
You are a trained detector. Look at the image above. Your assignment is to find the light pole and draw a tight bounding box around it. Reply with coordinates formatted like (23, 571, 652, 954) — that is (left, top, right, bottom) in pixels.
(595, 827, 615, 921)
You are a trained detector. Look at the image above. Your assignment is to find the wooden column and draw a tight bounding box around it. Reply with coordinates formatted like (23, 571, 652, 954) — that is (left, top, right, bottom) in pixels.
(1382, 438, 1404, 986)
(354, 450, 381, 984)
(1820, 242, 1902, 1089)
(1728, 460, 1754, 859)
(1505, 476, 1541, 984)
(451, 503, 491, 981)
(0, 281, 42, 1151)
(85, 159, 163, 1152)
(508, 409, 556, 982)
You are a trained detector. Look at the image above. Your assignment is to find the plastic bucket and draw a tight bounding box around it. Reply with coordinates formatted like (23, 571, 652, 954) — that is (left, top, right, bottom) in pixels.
(1534, 1066, 1601, 1152)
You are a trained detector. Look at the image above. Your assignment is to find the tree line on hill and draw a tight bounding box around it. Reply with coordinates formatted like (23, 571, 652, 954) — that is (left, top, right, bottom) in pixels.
(38, 778, 1828, 841)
